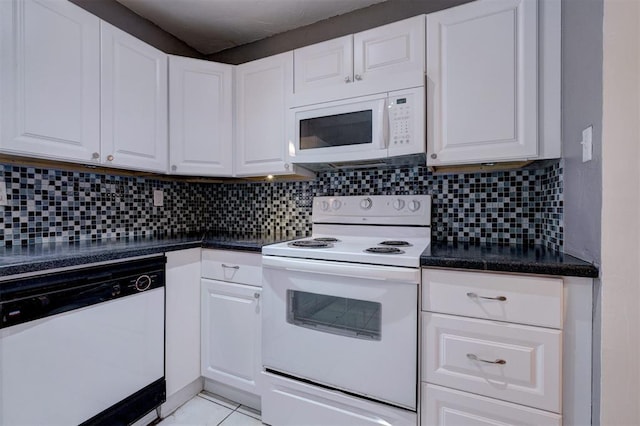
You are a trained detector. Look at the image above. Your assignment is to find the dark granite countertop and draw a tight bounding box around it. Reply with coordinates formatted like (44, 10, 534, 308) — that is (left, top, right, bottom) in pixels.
(1, 233, 598, 279)
(0, 232, 292, 277)
(421, 242, 599, 278)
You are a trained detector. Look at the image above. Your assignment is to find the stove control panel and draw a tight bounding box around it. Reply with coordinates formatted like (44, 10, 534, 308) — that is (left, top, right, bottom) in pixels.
(313, 195, 431, 226)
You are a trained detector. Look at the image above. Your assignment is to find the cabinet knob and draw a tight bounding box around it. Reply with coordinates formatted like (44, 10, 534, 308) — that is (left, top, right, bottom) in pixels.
(171, 165, 177, 171)
(106, 155, 114, 162)
(430, 153, 437, 160)
(254, 292, 260, 299)
(91, 152, 100, 160)
(284, 163, 290, 170)
(344, 76, 352, 83)
(354, 74, 362, 81)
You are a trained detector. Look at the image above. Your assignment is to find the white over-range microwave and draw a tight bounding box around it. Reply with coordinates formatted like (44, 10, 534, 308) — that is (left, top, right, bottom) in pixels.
(288, 87, 425, 166)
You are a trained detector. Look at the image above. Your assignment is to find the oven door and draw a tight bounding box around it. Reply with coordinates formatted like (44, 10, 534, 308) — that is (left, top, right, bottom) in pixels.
(262, 255, 418, 410)
(290, 94, 388, 164)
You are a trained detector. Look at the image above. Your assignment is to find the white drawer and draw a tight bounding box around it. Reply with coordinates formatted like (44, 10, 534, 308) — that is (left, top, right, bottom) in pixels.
(422, 313, 562, 413)
(422, 269, 563, 328)
(421, 383, 562, 426)
(201, 249, 262, 286)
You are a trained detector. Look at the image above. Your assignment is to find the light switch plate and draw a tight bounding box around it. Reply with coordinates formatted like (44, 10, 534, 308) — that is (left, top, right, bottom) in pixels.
(581, 125, 593, 162)
(153, 189, 164, 207)
(0, 181, 7, 206)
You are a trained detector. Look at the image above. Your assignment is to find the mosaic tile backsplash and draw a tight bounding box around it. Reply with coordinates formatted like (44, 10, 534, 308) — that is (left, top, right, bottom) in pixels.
(0, 161, 564, 250)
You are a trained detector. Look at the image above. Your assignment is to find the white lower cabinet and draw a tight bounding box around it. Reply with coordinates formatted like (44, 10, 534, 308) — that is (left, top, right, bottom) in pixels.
(420, 268, 568, 426)
(262, 372, 417, 426)
(422, 383, 562, 426)
(201, 250, 262, 397)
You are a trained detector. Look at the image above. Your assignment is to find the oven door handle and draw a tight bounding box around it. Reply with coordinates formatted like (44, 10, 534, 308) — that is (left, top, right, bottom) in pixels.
(262, 255, 420, 283)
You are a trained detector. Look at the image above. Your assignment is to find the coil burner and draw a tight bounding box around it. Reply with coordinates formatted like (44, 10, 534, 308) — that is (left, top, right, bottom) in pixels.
(365, 247, 405, 254)
(288, 240, 333, 249)
(313, 237, 340, 243)
(378, 240, 412, 247)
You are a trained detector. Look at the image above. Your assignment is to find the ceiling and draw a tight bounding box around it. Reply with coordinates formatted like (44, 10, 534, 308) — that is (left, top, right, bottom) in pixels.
(115, 0, 387, 55)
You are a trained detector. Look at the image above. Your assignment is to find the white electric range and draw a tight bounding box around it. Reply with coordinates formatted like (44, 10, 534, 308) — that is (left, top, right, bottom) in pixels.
(261, 195, 431, 426)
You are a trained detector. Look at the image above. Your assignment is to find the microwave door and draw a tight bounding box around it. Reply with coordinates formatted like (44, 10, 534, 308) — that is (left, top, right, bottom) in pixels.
(291, 96, 387, 163)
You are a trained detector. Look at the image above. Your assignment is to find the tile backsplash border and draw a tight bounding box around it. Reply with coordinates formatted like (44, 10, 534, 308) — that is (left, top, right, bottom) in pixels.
(0, 160, 563, 250)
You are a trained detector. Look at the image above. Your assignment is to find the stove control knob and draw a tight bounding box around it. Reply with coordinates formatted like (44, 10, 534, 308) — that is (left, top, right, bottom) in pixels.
(392, 199, 405, 210)
(408, 200, 421, 212)
(321, 200, 330, 211)
(331, 199, 342, 210)
(360, 197, 373, 210)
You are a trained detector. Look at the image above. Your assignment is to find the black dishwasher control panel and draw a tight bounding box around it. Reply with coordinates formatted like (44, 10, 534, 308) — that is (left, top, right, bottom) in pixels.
(0, 256, 166, 329)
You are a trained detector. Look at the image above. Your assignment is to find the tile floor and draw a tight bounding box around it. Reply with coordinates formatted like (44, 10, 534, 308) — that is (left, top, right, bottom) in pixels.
(158, 392, 262, 426)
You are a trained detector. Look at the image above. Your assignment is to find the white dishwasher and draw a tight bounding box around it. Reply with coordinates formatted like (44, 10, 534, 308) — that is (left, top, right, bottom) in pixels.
(0, 256, 166, 426)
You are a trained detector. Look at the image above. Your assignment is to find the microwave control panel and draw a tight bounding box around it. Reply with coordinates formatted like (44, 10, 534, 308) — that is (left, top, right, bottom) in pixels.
(389, 94, 413, 146)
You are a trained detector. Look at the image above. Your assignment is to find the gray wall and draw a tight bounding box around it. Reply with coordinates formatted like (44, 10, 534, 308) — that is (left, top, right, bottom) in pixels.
(562, 0, 603, 265)
(207, 0, 473, 64)
(561, 0, 604, 423)
(69, 0, 202, 58)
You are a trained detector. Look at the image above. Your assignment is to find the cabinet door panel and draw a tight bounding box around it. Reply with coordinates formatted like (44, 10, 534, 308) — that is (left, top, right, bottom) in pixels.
(101, 22, 167, 173)
(201, 279, 261, 393)
(0, 0, 100, 162)
(235, 52, 293, 176)
(169, 56, 233, 176)
(427, 0, 537, 165)
(294, 36, 353, 94)
(166, 249, 201, 397)
(353, 16, 424, 90)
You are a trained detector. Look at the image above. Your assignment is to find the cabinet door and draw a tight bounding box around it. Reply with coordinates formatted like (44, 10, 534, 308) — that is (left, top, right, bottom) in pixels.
(293, 36, 353, 95)
(166, 248, 202, 398)
(101, 21, 168, 173)
(235, 52, 293, 176)
(201, 279, 261, 394)
(353, 15, 425, 91)
(169, 56, 233, 176)
(427, 0, 538, 165)
(0, 0, 100, 162)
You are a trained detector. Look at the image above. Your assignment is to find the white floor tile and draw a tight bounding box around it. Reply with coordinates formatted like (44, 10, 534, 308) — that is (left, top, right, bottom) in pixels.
(235, 405, 261, 421)
(219, 411, 262, 426)
(198, 392, 241, 410)
(158, 397, 233, 426)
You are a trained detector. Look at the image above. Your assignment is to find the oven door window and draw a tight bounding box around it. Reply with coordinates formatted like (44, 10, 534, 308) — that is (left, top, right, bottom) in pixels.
(299, 110, 373, 150)
(286, 290, 381, 341)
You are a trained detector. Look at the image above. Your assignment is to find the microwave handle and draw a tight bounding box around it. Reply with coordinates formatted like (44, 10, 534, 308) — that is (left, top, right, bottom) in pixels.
(384, 97, 391, 148)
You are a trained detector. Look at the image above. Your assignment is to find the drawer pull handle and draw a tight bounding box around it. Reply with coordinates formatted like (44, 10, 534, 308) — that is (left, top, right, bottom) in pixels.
(467, 353, 507, 365)
(222, 264, 240, 270)
(466, 292, 507, 301)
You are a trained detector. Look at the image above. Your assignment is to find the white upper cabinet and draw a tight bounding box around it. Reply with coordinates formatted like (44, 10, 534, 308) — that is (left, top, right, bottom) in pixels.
(426, 0, 560, 166)
(169, 56, 233, 176)
(235, 52, 311, 177)
(100, 21, 168, 173)
(0, 0, 100, 162)
(293, 16, 425, 106)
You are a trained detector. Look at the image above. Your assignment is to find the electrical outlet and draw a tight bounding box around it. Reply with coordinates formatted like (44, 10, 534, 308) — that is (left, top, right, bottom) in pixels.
(153, 189, 164, 207)
(0, 181, 8, 206)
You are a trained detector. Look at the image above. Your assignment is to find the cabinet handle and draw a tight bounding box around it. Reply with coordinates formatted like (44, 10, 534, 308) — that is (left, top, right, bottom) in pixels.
(254, 292, 260, 299)
(92, 152, 100, 160)
(284, 163, 290, 170)
(106, 155, 114, 161)
(466, 292, 507, 301)
(221, 264, 240, 270)
(171, 165, 177, 171)
(467, 353, 506, 365)
(344, 76, 352, 83)
(430, 153, 438, 159)
(354, 74, 362, 81)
